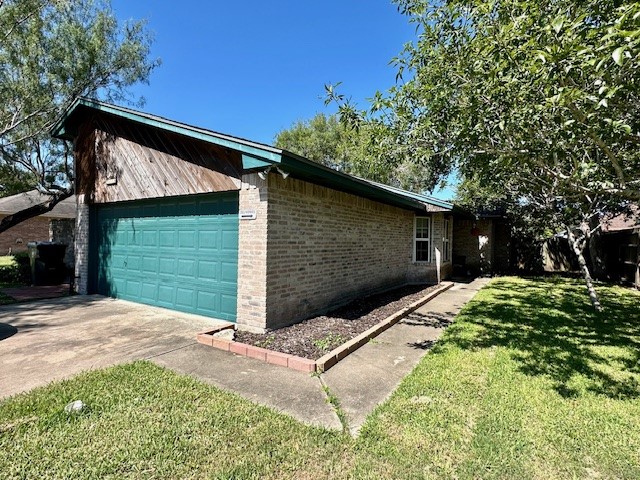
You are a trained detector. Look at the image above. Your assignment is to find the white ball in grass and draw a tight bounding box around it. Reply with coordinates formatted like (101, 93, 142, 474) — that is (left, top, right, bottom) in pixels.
(64, 400, 86, 413)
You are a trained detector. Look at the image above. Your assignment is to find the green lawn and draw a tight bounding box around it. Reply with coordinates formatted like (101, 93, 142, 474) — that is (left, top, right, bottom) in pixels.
(1, 277, 639, 479)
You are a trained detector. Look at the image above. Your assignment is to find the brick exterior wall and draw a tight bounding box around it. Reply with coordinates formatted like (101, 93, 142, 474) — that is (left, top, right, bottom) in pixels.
(236, 174, 269, 332)
(236, 173, 452, 332)
(50, 218, 75, 268)
(74, 195, 90, 294)
(264, 174, 414, 330)
(452, 218, 494, 274)
(0, 216, 51, 254)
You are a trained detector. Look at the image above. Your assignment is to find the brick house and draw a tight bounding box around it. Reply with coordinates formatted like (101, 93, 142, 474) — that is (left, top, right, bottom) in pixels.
(601, 209, 639, 289)
(52, 99, 453, 332)
(0, 190, 76, 266)
(452, 210, 511, 275)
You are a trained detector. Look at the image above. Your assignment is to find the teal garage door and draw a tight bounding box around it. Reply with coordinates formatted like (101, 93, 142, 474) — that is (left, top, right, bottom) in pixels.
(92, 193, 239, 322)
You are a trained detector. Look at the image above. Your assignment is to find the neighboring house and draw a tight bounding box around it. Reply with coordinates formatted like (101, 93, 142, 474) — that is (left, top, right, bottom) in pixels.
(52, 98, 453, 332)
(601, 208, 640, 289)
(0, 190, 76, 267)
(539, 208, 640, 289)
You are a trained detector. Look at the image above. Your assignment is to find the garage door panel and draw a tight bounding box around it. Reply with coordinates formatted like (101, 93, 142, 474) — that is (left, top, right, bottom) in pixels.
(221, 261, 237, 283)
(140, 282, 157, 302)
(221, 229, 239, 251)
(125, 279, 142, 297)
(198, 230, 219, 249)
(93, 192, 239, 321)
(142, 256, 158, 274)
(220, 294, 237, 319)
(178, 230, 196, 248)
(196, 291, 219, 315)
(157, 285, 175, 305)
(158, 257, 175, 274)
(177, 258, 196, 277)
(143, 231, 157, 246)
(175, 288, 196, 308)
(159, 230, 176, 247)
(198, 260, 217, 278)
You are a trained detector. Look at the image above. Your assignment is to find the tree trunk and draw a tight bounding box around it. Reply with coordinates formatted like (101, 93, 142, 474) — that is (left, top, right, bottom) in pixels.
(566, 226, 602, 312)
(0, 190, 72, 234)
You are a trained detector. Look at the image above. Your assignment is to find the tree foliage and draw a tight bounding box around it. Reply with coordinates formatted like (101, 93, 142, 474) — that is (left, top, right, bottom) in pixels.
(274, 113, 353, 172)
(328, 0, 640, 308)
(274, 112, 438, 191)
(0, 0, 159, 229)
(0, 162, 36, 197)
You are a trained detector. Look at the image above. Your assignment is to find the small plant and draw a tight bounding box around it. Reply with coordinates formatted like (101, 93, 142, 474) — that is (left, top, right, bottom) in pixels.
(313, 333, 347, 353)
(255, 335, 275, 349)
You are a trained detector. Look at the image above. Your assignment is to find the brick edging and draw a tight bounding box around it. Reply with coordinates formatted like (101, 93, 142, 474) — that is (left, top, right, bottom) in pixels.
(196, 281, 454, 373)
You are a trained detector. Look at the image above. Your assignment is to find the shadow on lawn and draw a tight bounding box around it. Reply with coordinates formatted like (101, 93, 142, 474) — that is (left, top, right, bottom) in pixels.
(447, 277, 640, 400)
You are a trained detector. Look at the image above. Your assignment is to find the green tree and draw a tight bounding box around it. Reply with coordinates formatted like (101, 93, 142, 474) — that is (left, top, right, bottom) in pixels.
(274, 113, 353, 172)
(0, 163, 37, 197)
(0, 0, 159, 231)
(329, 0, 640, 309)
(275, 112, 437, 191)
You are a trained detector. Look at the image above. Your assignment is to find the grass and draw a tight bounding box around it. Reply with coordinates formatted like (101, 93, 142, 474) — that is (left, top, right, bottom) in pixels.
(1, 277, 639, 479)
(0, 362, 350, 479)
(352, 277, 640, 479)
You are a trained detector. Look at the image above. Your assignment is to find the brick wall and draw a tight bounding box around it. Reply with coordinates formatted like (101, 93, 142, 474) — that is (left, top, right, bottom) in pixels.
(236, 174, 269, 332)
(0, 216, 51, 255)
(50, 218, 75, 268)
(74, 195, 90, 294)
(264, 174, 414, 329)
(235, 173, 453, 331)
(452, 218, 494, 274)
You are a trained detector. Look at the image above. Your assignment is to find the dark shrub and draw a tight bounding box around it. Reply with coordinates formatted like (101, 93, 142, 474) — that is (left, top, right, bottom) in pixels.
(0, 253, 31, 285)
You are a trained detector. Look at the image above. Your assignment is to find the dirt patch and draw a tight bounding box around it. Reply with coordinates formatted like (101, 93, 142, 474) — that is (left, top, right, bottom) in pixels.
(235, 284, 440, 360)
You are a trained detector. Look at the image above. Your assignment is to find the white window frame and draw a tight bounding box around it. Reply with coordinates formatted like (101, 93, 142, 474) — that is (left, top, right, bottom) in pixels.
(443, 217, 451, 262)
(413, 216, 431, 263)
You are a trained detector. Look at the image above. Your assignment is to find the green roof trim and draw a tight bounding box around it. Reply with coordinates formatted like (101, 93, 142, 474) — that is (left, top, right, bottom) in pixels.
(52, 98, 282, 164)
(277, 153, 431, 212)
(51, 98, 452, 213)
(242, 154, 275, 170)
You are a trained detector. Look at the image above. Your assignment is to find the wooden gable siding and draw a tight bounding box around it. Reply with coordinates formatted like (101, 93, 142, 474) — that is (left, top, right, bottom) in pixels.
(75, 114, 242, 203)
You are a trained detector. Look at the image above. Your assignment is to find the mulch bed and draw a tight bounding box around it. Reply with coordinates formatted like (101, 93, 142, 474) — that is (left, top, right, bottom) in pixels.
(235, 284, 440, 360)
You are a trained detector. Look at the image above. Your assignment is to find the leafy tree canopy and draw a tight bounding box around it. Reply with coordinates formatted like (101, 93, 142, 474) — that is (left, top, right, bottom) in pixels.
(328, 0, 640, 308)
(274, 113, 353, 172)
(0, 0, 159, 229)
(274, 112, 439, 192)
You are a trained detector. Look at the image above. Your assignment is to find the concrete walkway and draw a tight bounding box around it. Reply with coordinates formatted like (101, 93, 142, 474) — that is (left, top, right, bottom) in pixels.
(0, 278, 489, 434)
(320, 277, 490, 433)
(154, 277, 491, 433)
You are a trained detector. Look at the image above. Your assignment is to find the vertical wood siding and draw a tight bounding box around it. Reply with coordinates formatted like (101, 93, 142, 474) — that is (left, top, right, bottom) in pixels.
(74, 113, 242, 203)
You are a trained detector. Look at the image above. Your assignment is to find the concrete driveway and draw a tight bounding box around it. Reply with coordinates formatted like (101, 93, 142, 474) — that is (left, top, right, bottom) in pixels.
(0, 279, 489, 432)
(0, 295, 225, 399)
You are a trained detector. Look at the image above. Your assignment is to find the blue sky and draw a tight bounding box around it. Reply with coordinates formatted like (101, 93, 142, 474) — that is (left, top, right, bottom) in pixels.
(110, 1, 456, 199)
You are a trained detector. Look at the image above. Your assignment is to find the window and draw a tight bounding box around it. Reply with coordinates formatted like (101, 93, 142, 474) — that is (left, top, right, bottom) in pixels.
(443, 218, 451, 262)
(414, 217, 431, 262)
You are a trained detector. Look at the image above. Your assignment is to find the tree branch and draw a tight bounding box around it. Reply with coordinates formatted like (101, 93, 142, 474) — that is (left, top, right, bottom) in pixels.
(0, 190, 72, 234)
